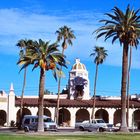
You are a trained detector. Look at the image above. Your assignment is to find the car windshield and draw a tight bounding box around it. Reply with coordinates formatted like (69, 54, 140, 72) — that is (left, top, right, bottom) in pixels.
(44, 118, 53, 122)
(96, 120, 105, 123)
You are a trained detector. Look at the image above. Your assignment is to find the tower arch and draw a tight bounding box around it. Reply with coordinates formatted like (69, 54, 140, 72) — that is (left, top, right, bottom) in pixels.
(0, 110, 6, 126)
(58, 108, 71, 127)
(16, 108, 31, 124)
(133, 109, 140, 129)
(76, 109, 90, 122)
(95, 109, 109, 123)
(114, 109, 121, 126)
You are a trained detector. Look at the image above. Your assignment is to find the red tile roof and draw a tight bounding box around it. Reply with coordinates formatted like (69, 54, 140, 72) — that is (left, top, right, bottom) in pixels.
(15, 97, 140, 108)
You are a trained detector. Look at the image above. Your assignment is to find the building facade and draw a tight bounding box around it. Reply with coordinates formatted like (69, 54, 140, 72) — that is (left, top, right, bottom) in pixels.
(0, 59, 140, 129)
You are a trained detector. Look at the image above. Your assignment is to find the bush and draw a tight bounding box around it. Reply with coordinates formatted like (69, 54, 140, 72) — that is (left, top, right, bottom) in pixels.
(10, 120, 15, 127)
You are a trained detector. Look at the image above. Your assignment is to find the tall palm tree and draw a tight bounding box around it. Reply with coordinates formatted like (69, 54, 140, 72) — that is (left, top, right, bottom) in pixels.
(90, 46, 107, 120)
(55, 25, 76, 125)
(16, 39, 33, 128)
(127, 31, 140, 126)
(126, 46, 132, 127)
(17, 39, 67, 132)
(94, 5, 140, 132)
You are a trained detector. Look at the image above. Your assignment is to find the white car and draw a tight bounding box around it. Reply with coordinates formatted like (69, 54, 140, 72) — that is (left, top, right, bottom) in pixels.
(75, 120, 89, 129)
(78, 119, 109, 132)
(22, 115, 57, 132)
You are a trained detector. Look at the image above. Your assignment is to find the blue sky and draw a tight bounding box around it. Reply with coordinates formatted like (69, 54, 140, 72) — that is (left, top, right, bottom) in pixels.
(0, 0, 140, 97)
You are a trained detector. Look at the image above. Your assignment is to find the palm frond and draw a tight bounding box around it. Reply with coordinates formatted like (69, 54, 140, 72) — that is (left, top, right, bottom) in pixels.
(90, 46, 108, 65)
(112, 35, 119, 44)
(56, 25, 75, 47)
(18, 62, 31, 73)
(94, 5, 140, 47)
(52, 69, 57, 81)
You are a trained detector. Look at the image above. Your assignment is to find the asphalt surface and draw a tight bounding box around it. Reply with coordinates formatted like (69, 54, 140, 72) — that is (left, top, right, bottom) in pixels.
(0, 127, 139, 135)
(0, 128, 86, 136)
(0, 127, 100, 135)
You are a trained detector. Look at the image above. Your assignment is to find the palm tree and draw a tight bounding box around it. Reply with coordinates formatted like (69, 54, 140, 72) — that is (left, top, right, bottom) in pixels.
(127, 31, 140, 126)
(94, 5, 140, 132)
(90, 46, 107, 120)
(16, 39, 33, 128)
(126, 46, 132, 127)
(55, 25, 76, 125)
(17, 39, 67, 132)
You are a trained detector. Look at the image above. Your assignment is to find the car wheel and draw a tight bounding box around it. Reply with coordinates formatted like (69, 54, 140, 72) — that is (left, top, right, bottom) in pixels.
(24, 127, 29, 132)
(88, 129, 92, 132)
(79, 126, 84, 131)
(99, 127, 104, 132)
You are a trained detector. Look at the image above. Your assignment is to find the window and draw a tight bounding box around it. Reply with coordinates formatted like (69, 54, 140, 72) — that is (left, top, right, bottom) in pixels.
(97, 120, 105, 123)
(78, 73, 82, 76)
(70, 72, 75, 77)
(24, 118, 30, 124)
(35, 118, 38, 122)
(31, 118, 36, 123)
(92, 120, 96, 124)
(44, 118, 53, 122)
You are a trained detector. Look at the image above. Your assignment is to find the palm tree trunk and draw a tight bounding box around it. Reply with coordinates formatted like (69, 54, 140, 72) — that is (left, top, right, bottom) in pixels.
(91, 63, 98, 120)
(19, 68, 27, 129)
(126, 47, 132, 127)
(56, 73, 61, 125)
(120, 43, 129, 132)
(37, 68, 45, 132)
(56, 48, 65, 125)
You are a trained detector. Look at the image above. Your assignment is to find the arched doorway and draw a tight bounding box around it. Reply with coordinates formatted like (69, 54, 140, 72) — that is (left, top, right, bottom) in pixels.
(0, 110, 6, 126)
(95, 109, 109, 123)
(37, 108, 51, 117)
(114, 109, 121, 126)
(16, 108, 31, 124)
(76, 109, 89, 122)
(75, 85, 84, 98)
(133, 109, 140, 130)
(59, 108, 70, 127)
(44, 108, 51, 117)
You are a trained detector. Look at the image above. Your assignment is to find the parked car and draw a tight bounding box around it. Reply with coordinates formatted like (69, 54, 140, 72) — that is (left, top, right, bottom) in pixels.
(78, 119, 111, 132)
(75, 120, 89, 129)
(106, 124, 115, 132)
(22, 115, 57, 132)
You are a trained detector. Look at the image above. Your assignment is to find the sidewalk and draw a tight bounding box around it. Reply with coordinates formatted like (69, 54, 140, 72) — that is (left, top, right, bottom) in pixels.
(0, 126, 17, 132)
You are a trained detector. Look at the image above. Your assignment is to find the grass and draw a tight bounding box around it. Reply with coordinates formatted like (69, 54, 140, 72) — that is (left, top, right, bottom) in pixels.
(0, 133, 140, 140)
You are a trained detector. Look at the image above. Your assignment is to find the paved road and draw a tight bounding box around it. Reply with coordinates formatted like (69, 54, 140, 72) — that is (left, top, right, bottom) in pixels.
(0, 127, 74, 132)
(0, 127, 98, 135)
(0, 127, 139, 135)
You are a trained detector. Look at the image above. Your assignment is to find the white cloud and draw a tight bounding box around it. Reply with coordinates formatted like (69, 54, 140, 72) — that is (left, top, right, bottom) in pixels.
(0, 8, 140, 69)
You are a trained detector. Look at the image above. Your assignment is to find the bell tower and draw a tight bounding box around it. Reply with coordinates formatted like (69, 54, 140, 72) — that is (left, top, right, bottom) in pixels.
(68, 59, 90, 100)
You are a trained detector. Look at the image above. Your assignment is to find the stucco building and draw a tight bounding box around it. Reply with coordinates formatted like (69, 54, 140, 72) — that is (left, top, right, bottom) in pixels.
(0, 59, 140, 129)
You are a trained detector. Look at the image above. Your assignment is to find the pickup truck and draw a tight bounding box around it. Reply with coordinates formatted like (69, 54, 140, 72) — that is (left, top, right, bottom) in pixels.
(78, 119, 110, 132)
